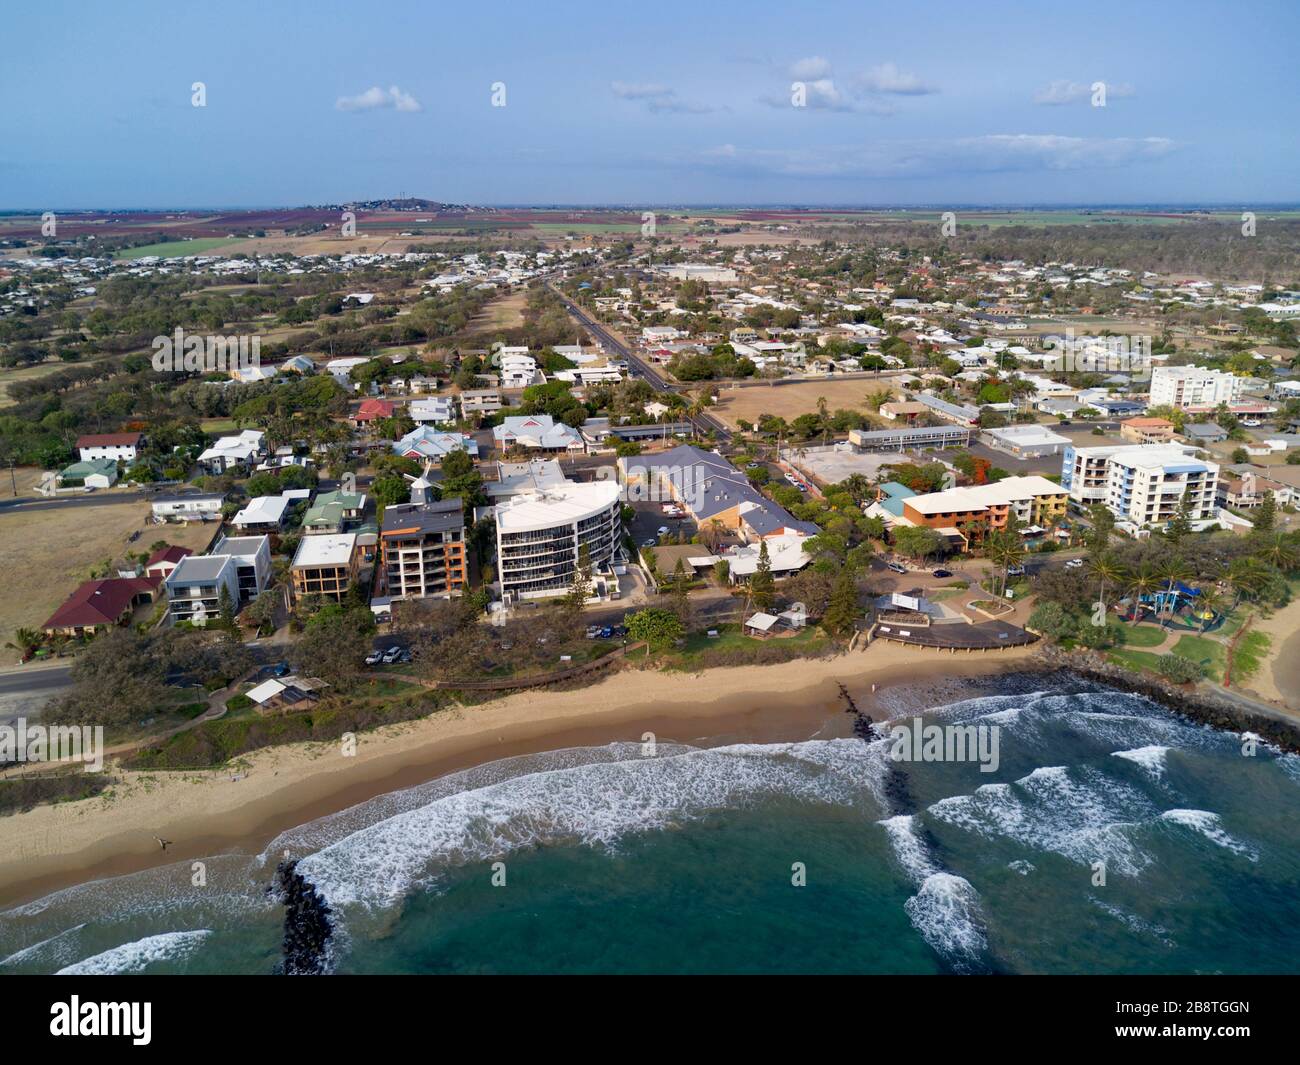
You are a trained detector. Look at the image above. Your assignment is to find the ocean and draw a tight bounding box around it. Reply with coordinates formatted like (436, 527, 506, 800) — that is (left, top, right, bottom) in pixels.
(3, 679, 1298, 975)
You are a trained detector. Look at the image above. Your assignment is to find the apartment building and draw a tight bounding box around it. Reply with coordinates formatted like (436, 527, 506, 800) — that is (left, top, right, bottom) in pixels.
(1061, 443, 1218, 526)
(209, 535, 273, 603)
(1149, 365, 1247, 410)
(163, 535, 272, 624)
(899, 476, 1068, 550)
(290, 533, 360, 603)
(380, 498, 467, 600)
(494, 480, 622, 601)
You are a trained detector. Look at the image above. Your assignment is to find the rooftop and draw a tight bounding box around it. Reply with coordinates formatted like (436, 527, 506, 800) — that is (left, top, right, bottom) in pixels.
(292, 533, 359, 568)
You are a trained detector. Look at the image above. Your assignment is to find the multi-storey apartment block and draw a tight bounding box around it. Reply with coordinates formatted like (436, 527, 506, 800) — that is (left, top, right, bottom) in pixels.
(1149, 365, 1247, 410)
(380, 498, 467, 600)
(898, 475, 1069, 550)
(494, 480, 622, 601)
(291, 533, 360, 603)
(1061, 444, 1219, 527)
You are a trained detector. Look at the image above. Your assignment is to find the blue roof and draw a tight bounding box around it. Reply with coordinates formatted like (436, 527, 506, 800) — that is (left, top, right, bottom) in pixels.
(879, 481, 916, 499)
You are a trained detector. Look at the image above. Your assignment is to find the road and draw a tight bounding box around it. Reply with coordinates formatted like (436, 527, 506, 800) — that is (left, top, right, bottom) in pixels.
(549, 286, 733, 445)
(0, 662, 74, 724)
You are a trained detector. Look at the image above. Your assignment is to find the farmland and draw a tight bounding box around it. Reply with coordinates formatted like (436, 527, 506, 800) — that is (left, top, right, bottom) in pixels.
(115, 237, 246, 259)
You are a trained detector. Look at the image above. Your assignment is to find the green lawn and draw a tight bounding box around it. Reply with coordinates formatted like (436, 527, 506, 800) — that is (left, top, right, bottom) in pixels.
(1231, 630, 1272, 683)
(1117, 623, 1166, 648)
(1107, 648, 1166, 674)
(1170, 635, 1228, 683)
(116, 238, 245, 260)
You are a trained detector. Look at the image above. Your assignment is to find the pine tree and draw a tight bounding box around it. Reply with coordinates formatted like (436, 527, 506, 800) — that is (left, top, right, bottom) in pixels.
(750, 539, 776, 612)
(1255, 492, 1276, 533)
(822, 571, 860, 637)
(671, 558, 692, 629)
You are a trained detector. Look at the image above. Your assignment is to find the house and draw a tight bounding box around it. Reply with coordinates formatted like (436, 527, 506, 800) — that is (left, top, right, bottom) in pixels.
(57, 457, 118, 489)
(1183, 422, 1228, 445)
(301, 490, 366, 534)
(725, 535, 813, 581)
(743, 612, 781, 639)
(209, 534, 274, 602)
(915, 392, 980, 428)
(459, 388, 503, 416)
(144, 545, 192, 579)
(42, 577, 159, 637)
(352, 398, 398, 428)
(76, 432, 143, 462)
(499, 349, 542, 389)
(230, 494, 293, 531)
(1217, 469, 1292, 510)
(409, 397, 456, 425)
(878, 401, 929, 424)
(291, 533, 360, 603)
(244, 677, 321, 713)
(493, 415, 586, 453)
(393, 426, 479, 462)
(197, 429, 266, 474)
(280, 354, 316, 374)
(151, 494, 225, 522)
(1120, 417, 1176, 444)
(163, 555, 241, 625)
(325, 356, 369, 390)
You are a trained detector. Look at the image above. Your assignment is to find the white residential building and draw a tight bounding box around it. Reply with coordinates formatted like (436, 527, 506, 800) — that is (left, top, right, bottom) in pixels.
(197, 429, 266, 474)
(494, 480, 623, 600)
(493, 415, 586, 453)
(1061, 443, 1219, 527)
(1149, 365, 1248, 410)
(409, 396, 457, 425)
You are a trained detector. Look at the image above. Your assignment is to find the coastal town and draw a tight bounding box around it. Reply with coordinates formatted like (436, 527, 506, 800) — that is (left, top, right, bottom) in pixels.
(3, 211, 1299, 761)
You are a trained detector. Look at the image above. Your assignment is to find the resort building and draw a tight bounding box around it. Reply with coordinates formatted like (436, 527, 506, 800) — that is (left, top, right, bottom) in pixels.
(897, 476, 1068, 550)
(619, 444, 820, 543)
(494, 480, 623, 601)
(1149, 365, 1247, 410)
(1060, 443, 1219, 526)
(290, 533, 361, 603)
(380, 498, 468, 600)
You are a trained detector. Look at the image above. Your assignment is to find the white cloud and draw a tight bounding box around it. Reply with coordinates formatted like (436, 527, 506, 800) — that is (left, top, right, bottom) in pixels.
(336, 85, 423, 113)
(611, 81, 715, 114)
(855, 62, 938, 96)
(788, 56, 832, 80)
(696, 134, 1178, 179)
(1033, 80, 1135, 105)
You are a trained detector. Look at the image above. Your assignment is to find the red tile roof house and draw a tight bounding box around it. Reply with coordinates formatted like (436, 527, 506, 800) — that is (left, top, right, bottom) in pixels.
(144, 545, 193, 580)
(351, 398, 398, 429)
(42, 576, 160, 638)
(76, 432, 145, 462)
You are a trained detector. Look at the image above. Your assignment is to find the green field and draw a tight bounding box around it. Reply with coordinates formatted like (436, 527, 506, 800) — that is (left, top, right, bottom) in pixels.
(1170, 635, 1228, 682)
(116, 238, 245, 260)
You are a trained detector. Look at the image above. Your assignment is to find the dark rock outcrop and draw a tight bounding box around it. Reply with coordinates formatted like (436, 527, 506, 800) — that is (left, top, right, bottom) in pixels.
(272, 859, 334, 975)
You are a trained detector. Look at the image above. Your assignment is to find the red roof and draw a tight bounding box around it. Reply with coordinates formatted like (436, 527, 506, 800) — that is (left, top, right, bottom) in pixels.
(42, 577, 158, 631)
(146, 545, 192, 567)
(76, 432, 143, 448)
(355, 399, 398, 421)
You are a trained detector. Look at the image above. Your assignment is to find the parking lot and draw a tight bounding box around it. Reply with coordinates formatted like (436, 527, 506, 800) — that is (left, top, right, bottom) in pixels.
(629, 499, 697, 548)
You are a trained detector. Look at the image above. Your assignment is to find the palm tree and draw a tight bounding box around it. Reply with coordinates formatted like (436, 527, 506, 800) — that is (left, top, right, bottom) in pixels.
(1086, 552, 1127, 616)
(1152, 556, 1194, 627)
(1197, 587, 1228, 633)
(1124, 563, 1161, 625)
(1253, 532, 1298, 575)
(5, 627, 42, 659)
(1224, 556, 1269, 611)
(984, 529, 1024, 596)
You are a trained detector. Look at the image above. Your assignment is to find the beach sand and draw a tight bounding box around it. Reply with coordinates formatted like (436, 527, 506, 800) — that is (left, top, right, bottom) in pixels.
(0, 642, 1036, 907)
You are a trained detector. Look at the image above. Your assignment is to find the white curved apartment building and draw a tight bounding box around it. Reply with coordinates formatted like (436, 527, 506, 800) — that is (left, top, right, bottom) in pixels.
(494, 480, 623, 600)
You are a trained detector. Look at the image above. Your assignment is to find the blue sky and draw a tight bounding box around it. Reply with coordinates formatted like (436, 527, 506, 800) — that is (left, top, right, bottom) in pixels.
(2, 0, 1297, 208)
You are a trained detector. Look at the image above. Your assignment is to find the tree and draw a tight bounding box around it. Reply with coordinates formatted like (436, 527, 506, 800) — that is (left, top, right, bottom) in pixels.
(670, 558, 693, 629)
(1027, 600, 1074, 641)
(1165, 492, 1195, 545)
(1124, 563, 1160, 625)
(560, 544, 593, 630)
(893, 525, 943, 564)
(1254, 492, 1276, 533)
(749, 539, 776, 612)
(984, 528, 1024, 596)
(217, 585, 238, 634)
(1156, 654, 1207, 684)
(372, 473, 411, 509)
(1085, 504, 1114, 554)
(293, 606, 375, 688)
(243, 588, 281, 633)
(1086, 552, 1127, 617)
(626, 608, 684, 653)
(5, 627, 42, 659)
(821, 571, 860, 637)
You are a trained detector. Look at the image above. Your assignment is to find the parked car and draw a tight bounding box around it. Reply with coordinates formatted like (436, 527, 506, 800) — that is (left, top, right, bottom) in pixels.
(381, 646, 403, 664)
(657, 526, 670, 535)
(932, 568, 952, 578)
(886, 561, 908, 574)
(599, 626, 613, 639)
(1007, 564, 1026, 577)
(364, 651, 383, 666)
(586, 625, 602, 639)
(642, 538, 658, 548)
(1065, 558, 1084, 569)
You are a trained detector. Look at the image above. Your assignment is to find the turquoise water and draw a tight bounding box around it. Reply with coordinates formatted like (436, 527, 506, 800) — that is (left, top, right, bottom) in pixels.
(3, 681, 1299, 975)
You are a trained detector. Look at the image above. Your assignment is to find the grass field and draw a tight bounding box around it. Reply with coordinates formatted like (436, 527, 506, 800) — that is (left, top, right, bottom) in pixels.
(0, 360, 70, 405)
(0, 501, 219, 637)
(116, 238, 245, 260)
(1117, 623, 1167, 648)
(710, 379, 893, 430)
(1170, 634, 1228, 683)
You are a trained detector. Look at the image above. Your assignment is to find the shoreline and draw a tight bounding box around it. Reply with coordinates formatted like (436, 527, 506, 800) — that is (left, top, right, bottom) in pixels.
(0, 643, 1033, 908)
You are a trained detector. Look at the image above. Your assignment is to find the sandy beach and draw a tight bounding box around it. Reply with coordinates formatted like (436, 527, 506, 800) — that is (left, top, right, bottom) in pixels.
(0, 643, 1039, 907)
